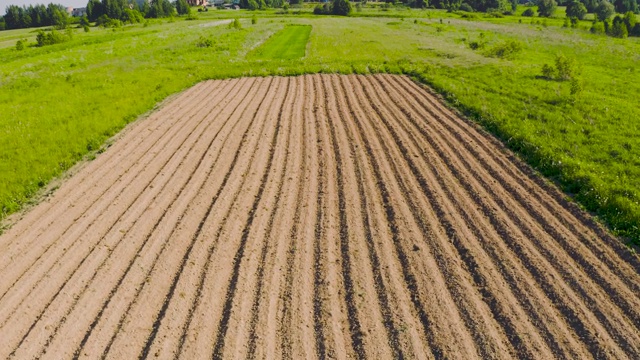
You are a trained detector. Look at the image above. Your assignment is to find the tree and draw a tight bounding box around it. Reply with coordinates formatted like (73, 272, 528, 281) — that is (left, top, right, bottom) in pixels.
(623, 11, 636, 31)
(175, 0, 190, 14)
(595, 0, 614, 20)
(614, 0, 638, 13)
(580, 0, 599, 12)
(566, 0, 587, 19)
(537, 0, 557, 16)
(332, 0, 352, 15)
(611, 14, 629, 36)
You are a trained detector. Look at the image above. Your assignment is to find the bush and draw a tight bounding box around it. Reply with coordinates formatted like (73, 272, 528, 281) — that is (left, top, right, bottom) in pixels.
(314, 4, 331, 14)
(590, 20, 606, 34)
(485, 39, 523, 59)
(122, 9, 144, 24)
(595, 0, 614, 21)
(196, 36, 213, 47)
(566, 0, 587, 20)
(83, 24, 90, 32)
(252, 15, 258, 24)
(332, 0, 353, 15)
(459, 3, 474, 11)
(541, 63, 555, 78)
(229, 18, 242, 29)
(610, 16, 629, 37)
(623, 11, 636, 33)
(35, 29, 67, 47)
(15, 39, 26, 51)
(632, 22, 640, 36)
(521, 7, 535, 16)
(537, 0, 557, 17)
(555, 54, 580, 80)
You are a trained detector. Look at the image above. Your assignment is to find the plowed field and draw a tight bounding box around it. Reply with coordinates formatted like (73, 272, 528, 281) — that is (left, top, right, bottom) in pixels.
(1, 74, 639, 359)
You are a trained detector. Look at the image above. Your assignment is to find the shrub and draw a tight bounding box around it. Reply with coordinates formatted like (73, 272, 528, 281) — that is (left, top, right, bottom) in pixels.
(632, 22, 640, 36)
(459, 3, 474, 11)
(566, 0, 587, 20)
(485, 39, 523, 59)
(35, 29, 67, 47)
(610, 16, 629, 37)
(252, 15, 258, 24)
(623, 11, 636, 33)
(332, 0, 353, 15)
(570, 77, 583, 97)
(590, 20, 606, 34)
(314, 4, 331, 14)
(522, 7, 535, 16)
(229, 18, 242, 29)
(15, 39, 26, 51)
(541, 63, 555, 78)
(83, 24, 90, 32)
(555, 54, 580, 80)
(595, 0, 614, 21)
(79, 15, 90, 27)
(196, 36, 213, 47)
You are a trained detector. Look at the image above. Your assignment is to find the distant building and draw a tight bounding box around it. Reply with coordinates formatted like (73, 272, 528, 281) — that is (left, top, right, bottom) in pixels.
(187, 0, 208, 6)
(72, 7, 87, 17)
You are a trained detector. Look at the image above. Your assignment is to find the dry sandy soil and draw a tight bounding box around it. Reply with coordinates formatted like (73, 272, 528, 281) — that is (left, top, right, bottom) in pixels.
(1, 74, 639, 359)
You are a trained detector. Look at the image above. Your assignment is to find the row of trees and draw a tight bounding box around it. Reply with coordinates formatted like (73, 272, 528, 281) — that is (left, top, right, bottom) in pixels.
(538, 0, 638, 17)
(2, 3, 69, 30)
(86, 0, 186, 22)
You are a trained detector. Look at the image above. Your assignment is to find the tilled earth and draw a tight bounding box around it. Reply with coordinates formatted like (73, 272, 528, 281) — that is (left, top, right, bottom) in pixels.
(1, 74, 639, 359)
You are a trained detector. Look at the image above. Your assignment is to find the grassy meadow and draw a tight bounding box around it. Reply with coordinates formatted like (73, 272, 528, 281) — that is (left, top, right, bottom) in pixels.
(1, 5, 639, 244)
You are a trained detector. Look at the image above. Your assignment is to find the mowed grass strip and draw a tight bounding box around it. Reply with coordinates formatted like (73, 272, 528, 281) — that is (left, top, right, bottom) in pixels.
(249, 25, 311, 60)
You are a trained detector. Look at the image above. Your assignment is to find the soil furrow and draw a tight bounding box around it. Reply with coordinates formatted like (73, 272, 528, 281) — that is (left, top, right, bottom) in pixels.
(383, 75, 639, 356)
(1, 75, 638, 360)
(100, 77, 277, 359)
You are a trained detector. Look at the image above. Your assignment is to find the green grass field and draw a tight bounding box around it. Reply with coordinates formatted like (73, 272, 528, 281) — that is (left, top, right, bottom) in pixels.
(1, 6, 639, 244)
(249, 24, 311, 59)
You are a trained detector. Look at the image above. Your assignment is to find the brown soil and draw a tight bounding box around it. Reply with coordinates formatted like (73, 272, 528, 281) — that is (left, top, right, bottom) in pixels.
(1, 74, 639, 359)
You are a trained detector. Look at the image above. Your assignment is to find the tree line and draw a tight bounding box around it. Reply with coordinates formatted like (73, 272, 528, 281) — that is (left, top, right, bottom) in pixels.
(0, 0, 194, 30)
(2, 3, 70, 30)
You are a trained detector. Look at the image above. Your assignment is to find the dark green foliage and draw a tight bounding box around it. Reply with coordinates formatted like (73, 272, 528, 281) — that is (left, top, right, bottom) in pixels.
(611, 15, 629, 37)
(566, 1, 587, 19)
(537, 0, 557, 17)
(3, 3, 69, 30)
(332, 0, 353, 15)
(580, 0, 599, 11)
(175, 0, 190, 15)
(614, 0, 638, 13)
(459, 2, 474, 11)
(595, 0, 614, 21)
(314, 3, 332, 14)
(87, 0, 104, 21)
(240, 0, 260, 9)
(251, 14, 258, 24)
(148, 0, 176, 18)
(464, 0, 510, 12)
(522, 7, 536, 16)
